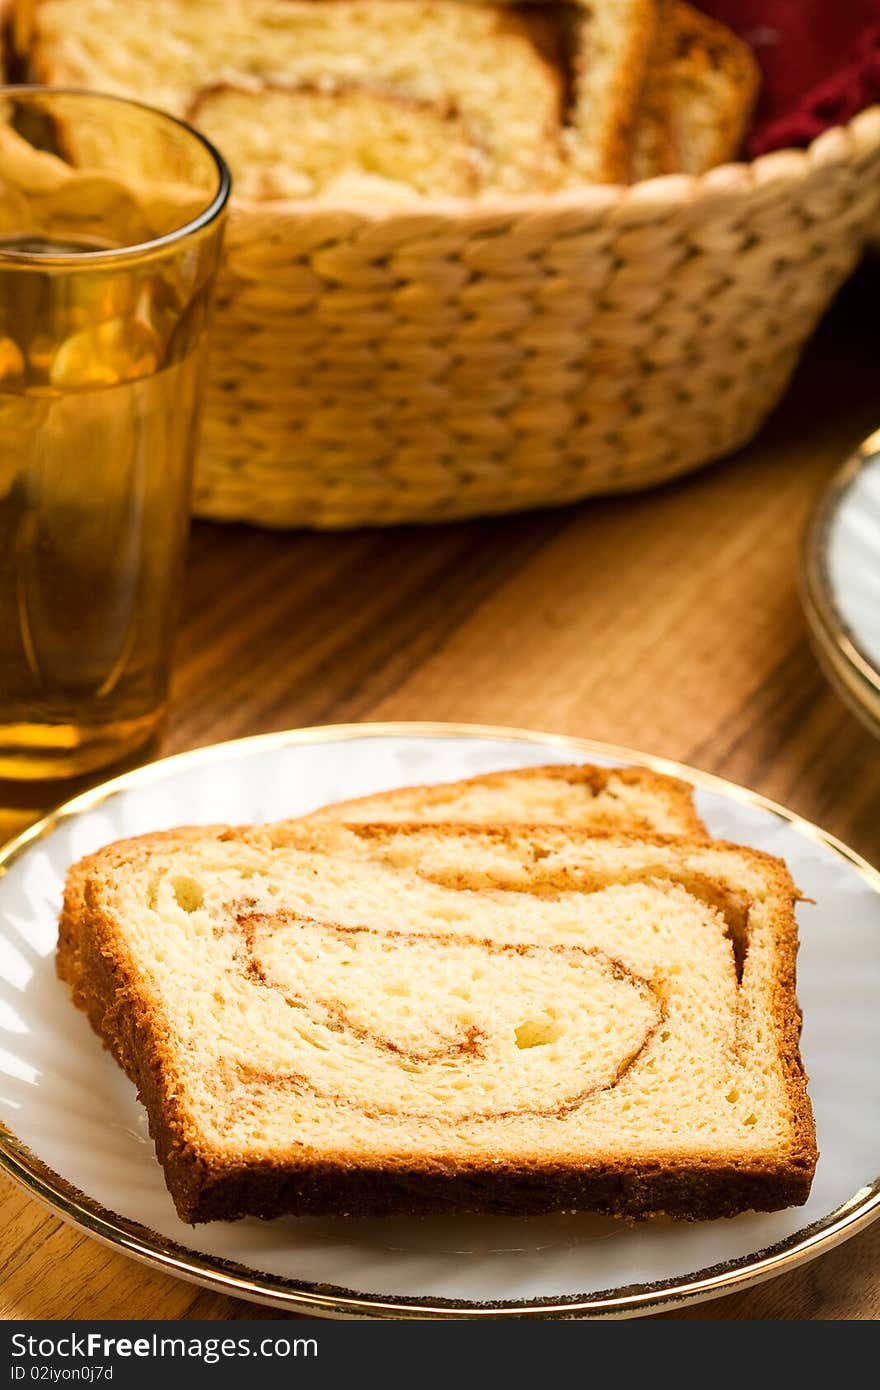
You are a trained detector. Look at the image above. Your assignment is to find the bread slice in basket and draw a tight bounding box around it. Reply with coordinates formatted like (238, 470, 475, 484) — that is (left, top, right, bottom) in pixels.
(59, 819, 816, 1222)
(627, 2, 760, 179)
(662, 1, 761, 174)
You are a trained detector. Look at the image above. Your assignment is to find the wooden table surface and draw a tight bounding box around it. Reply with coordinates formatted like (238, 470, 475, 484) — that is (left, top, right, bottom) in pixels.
(2, 261, 880, 1323)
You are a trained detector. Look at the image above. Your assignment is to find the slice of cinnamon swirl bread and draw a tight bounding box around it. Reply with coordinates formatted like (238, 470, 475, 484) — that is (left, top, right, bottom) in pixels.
(304, 762, 706, 835)
(59, 821, 816, 1222)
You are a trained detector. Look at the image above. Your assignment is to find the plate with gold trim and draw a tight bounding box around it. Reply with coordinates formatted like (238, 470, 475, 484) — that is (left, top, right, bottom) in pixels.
(1, 722, 880, 1319)
(802, 428, 880, 738)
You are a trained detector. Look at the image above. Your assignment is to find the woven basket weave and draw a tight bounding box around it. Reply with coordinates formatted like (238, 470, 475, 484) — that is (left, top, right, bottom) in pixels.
(195, 107, 880, 529)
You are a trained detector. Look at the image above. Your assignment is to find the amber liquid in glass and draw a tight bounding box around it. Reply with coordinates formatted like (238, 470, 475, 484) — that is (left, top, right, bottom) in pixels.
(0, 236, 206, 778)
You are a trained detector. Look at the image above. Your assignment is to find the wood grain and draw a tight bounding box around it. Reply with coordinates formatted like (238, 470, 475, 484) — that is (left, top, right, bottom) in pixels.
(2, 260, 879, 1322)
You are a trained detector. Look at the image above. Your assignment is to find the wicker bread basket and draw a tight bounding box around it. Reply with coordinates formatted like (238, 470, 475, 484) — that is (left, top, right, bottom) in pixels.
(195, 107, 880, 528)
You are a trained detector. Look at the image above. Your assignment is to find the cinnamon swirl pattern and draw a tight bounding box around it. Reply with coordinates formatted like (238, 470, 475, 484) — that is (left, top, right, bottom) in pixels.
(223, 909, 665, 1123)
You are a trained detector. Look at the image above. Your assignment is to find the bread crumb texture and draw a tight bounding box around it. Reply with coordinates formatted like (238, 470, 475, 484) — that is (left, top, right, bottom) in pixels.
(59, 817, 816, 1220)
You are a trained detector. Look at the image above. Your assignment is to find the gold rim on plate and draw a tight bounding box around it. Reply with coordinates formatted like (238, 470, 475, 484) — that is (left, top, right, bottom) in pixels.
(2, 720, 880, 1319)
(801, 428, 880, 738)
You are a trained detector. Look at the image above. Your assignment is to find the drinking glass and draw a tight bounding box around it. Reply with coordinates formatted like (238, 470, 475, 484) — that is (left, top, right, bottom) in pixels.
(0, 87, 230, 779)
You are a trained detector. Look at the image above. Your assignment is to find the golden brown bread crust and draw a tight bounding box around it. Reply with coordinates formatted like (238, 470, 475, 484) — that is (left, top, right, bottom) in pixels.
(169, 1152, 815, 1223)
(58, 822, 816, 1224)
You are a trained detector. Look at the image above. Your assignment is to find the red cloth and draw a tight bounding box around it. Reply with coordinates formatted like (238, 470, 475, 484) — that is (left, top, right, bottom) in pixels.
(697, 1, 880, 155)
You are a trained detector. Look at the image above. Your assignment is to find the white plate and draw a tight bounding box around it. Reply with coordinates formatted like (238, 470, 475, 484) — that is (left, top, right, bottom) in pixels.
(802, 429, 880, 737)
(2, 722, 880, 1319)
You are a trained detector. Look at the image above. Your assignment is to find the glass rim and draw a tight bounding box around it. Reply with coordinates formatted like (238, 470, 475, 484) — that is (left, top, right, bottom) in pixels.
(0, 84, 231, 266)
